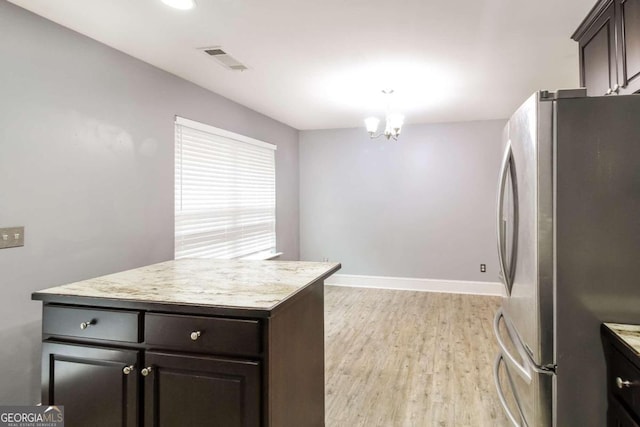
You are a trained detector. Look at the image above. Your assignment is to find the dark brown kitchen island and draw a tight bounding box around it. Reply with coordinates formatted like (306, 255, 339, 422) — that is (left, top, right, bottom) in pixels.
(32, 259, 341, 427)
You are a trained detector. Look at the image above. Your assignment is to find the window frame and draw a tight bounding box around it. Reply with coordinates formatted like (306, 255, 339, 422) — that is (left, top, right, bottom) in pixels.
(174, 116, 278, 260)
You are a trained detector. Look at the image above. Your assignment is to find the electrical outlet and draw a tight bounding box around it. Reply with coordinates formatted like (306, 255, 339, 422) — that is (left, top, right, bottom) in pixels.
(480, 264, 486, 273)
(0, 226, 25, 249)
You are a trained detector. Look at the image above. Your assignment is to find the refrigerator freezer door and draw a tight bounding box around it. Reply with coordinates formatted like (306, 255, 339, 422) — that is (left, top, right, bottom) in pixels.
(499, 93, 554, 367)
(493, 309, 532, 383)
(494, 351, 553, 427)
(494, 354, 526, 427)
(494, 309, 553, 427)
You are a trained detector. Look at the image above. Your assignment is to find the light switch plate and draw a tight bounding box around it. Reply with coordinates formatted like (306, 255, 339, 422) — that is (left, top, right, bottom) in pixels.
(0, 226, 25, 249)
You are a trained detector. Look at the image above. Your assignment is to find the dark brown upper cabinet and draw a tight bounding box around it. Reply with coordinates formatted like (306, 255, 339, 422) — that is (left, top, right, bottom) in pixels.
(619, 0, 640, 90)
(573, 0, 640, 96)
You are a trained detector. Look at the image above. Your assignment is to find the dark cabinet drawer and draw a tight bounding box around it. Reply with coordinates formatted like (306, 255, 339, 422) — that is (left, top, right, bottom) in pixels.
(145, 313, 261, 357)
(610, 346, 640, 420)
(43, 306, 142, 343)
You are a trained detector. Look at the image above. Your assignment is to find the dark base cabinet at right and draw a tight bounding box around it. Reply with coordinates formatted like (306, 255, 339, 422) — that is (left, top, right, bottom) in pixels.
(602, 324, 640, 427)
(608, 398, 640, 427)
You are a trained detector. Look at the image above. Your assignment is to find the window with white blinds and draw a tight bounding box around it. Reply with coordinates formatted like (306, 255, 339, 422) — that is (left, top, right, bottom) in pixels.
(175, 117, 277, 259)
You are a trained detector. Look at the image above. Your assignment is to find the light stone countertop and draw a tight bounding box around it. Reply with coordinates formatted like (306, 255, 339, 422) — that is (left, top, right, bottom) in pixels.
(605, 323, 640, 355)
(33, 259, 341, 311)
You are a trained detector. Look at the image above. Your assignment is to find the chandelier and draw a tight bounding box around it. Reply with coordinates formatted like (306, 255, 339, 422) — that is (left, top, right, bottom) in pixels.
(364, 89, 405, 141)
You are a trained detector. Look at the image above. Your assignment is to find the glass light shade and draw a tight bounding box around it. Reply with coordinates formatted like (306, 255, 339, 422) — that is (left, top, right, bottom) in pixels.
(161, 0, 196, 10)
(384, 120, 393, 136)
(365, 117, 380, 133)
(387, 113, 405, 131)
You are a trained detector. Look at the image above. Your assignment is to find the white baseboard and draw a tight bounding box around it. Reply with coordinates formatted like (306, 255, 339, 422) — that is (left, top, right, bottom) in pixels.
(325, 273, 505, 297)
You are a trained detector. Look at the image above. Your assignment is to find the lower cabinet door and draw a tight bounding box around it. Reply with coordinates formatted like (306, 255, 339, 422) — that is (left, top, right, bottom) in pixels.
(608, 396, 640, 427)
(143, 352, 261, 427)
(42, 342, 140, 427)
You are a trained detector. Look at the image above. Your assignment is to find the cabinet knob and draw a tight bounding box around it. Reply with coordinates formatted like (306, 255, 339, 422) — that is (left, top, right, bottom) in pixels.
(613, 84, 621, 93)
(616, 376, 638, 389)
(606, 88, 613, 95)
(141, 367, 153, 377)
(122, 365, 135, 375)
(190, 331, 202, 341)
(80, 320, 95, 330)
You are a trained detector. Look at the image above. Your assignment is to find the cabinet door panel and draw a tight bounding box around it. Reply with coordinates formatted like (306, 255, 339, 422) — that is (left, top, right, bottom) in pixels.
(42, 342, 139, 427)
(608, 396, 640, 427)
(580, 3, 618, 96)
(620, 0, 640, 92)
(144, 352, 260, 427)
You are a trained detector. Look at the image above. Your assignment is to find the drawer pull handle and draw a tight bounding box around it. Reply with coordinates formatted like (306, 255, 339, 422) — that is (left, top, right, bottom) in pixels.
(122, 365, 135, 375)
(80, 320, 95, 330)
(616, 377, 639, 389)
(141, 367, 153, 377)
(190, 331, 202, 341)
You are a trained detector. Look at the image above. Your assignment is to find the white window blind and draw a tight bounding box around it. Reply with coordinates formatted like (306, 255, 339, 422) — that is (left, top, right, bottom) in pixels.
(175, 117, 277, 259)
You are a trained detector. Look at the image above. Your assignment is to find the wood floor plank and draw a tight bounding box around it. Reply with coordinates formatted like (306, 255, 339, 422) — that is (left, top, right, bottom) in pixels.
(325, 285, 509, 427)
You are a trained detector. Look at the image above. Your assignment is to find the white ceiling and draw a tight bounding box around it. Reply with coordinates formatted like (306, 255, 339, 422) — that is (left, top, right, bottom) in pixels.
(9, 0, 594, 130)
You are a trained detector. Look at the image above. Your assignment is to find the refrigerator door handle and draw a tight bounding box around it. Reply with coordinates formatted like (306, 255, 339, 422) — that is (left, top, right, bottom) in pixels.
(494, 309, 532, 382)
(497, 142, 513, 295)
(494, 353, 526, 427)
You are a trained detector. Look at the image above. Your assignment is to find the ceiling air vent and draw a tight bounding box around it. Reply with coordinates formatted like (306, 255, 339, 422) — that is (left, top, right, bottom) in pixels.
(199, 47, 248, 71)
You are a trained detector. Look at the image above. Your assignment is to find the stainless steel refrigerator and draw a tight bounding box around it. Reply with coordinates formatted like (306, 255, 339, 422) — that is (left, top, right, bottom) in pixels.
(492, 89, 640, 427)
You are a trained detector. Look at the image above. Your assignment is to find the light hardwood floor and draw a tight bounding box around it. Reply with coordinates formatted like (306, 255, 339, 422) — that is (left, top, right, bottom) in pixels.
(325, 285, 509, 427)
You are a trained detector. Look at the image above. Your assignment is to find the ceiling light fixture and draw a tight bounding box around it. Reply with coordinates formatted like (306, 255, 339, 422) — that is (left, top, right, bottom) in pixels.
(364, 90, 405, 141)
(161, 0, 196, 10)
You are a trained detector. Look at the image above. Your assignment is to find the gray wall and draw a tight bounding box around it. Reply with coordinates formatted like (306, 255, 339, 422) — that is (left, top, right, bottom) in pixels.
(299, 120, 506, 283)
(0, 1, 299, 404)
